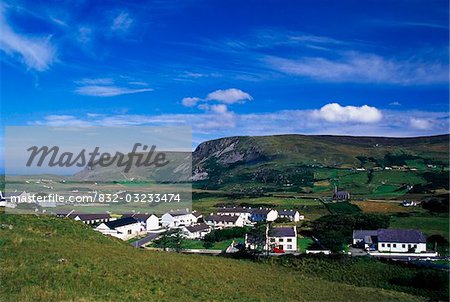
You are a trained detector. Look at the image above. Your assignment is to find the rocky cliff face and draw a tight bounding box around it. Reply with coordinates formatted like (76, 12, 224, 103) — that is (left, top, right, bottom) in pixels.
(192, 136, 266, 181)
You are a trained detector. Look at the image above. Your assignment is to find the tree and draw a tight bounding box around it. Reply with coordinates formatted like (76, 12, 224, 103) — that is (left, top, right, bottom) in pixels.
(153, 229, 185, 252)
(312, 213, 390, 252)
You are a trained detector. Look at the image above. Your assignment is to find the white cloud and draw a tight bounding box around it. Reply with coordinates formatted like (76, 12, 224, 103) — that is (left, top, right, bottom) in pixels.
(206, 88, 253, 104)
(75, 85, 153, 97)
(0, 6, 56, 71)
(264, 52, 448, 85)
(210, 104, 228, 114)
(313, 103, 383, 123)
(30, 108, 448, 140)
(111, 12, 133, 32)
(389, 101, 402, 106)
(182, 97, 200, 107)
(74, 78, 153, 97)
(410, 118, 432, 130)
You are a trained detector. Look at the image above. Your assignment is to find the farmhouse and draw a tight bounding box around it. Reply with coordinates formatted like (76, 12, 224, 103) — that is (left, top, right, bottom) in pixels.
(216, 206, 252, 222)
(95, 217, 144, 240)
(377, 229, 426, 253)
(268, 227, 297, 252)
(245, 226, 298, 252)
(204, 214, 245, 228)
(68, 213, 112, 225)
(182, 223, 211, 239)
(353, 229, 427, 253)
(278, 209, 303, 222)
(250, 208, 278, 222)
(160, 209, 199, 228)
(122, 213, 159, 231)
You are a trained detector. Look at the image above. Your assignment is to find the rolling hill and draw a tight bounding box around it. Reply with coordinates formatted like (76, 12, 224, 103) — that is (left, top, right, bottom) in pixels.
(192, 134, 449, 195)
(0, 212, 426, 301)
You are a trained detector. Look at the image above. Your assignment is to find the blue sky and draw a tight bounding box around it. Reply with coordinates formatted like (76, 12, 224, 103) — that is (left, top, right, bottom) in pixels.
(1, 0, 449, 146)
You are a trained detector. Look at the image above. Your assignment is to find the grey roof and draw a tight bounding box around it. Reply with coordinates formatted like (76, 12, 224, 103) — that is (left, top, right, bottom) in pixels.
(204, 214, 239, 223)
(217, 207, 252, 214)
(353, 230, 378, 240)
(122, 213, 156, 221)
(192, 211, 202, 218)
(104, 217, 139, 229)
(278, 210, 299, 216)
(167, 209, 193, 217)
(269, 227, 296, 237)
(69, 213, 111, 221)
(185, 223, 210, 233)
(377, 229, 426, 243)
(251, 208, 273, 216)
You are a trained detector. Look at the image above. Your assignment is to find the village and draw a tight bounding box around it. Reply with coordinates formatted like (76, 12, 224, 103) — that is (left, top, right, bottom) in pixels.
(47, 200, 439, 260)
(0, 187, 440, 260)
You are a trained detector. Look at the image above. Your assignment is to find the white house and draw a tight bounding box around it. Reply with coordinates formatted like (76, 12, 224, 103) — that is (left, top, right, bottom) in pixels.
(204, 214, 245, 228)
(95, 217, 144, 240)
(68, 213, 112, 225)
(122, 213, 159, 231)
(245, 226, 297, 252)
(182, 223, 211, 239)
(250, 208, 278, 222)
(216, 206, 252, 223)
(278, 210, 303, 222)
(377, 229, 427, 253)
(160, 209, 199, 228)
(353, 229, 427, 253)
(268, 227, 297, 252)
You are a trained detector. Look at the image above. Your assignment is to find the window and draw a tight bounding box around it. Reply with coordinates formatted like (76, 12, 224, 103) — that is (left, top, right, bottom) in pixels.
(387, 244, 391, 247)
(287, 238, 292, 242)
(127, 229, 132, 234)
(287, 245, 293, 250)
(393, 244, 396, 248)
(408, 244, 411, 248)
(381, 243, 385, 247)
(402, 244, 406, 248)
(279, 238, 284, 242)
(270, 238, 275, 242)
(413, 244, 417, 248)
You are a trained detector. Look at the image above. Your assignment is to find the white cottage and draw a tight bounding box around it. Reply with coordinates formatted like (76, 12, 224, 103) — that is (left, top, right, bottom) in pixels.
(160, 209, 199, 228)
(122, 213, 160, 231)
(95, 217, 144, 240)
(182, 223, 211, 239)
(216, 207, 252, 223)
(268, 227, 297, 252)
(250, 208, 278, 222)
(278, 210, 303, 222)
(377, 229, 427, 253)
(204, 214, 245, 228)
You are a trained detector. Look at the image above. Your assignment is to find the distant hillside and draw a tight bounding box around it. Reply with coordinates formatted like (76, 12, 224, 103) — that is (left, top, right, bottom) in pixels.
(0, 213, 423, 301)
(192, 134, 449, 194)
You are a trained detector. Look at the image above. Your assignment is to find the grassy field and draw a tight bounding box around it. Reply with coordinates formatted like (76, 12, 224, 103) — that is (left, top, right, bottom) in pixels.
(179, 237, 244, 250)
(390, 214, 449, 241)
(353, 200, 424, 213)
(297, 236, 314, 252)
(192, 195, 330, 220)
(0, 213, 424, 302)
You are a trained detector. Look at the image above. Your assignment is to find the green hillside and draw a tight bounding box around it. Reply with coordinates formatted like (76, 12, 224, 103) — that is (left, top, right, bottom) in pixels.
(192, 134, 449, 196)
(0, 213, 424, 302)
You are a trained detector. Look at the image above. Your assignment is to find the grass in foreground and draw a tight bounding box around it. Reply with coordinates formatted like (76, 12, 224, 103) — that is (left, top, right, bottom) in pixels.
(0, 214, 423, 302)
